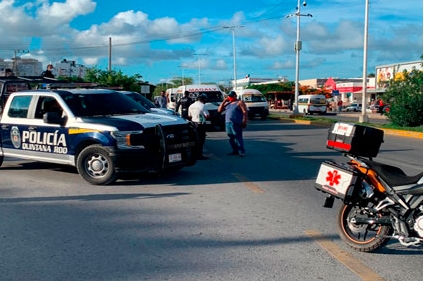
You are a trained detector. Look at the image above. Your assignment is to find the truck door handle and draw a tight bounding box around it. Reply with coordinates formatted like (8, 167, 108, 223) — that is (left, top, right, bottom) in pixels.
(28, 126, 37, 130)
(1, 124, 9, 130)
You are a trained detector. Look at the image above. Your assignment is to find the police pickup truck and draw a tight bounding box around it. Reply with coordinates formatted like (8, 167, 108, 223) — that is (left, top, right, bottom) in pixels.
(0, 89, 198, 185)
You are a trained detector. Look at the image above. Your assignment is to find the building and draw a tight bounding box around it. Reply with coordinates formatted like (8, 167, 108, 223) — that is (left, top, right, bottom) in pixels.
(0, 57, 87, 78)
(56, 59, 86, 78)
(0, 58, 42, 76)
(232, 75, 289, 91)
(324, 77, 377, 104)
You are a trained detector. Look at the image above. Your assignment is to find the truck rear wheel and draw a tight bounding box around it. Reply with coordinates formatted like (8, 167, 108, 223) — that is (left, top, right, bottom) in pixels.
(77, 145, 117, 185)
(0, 156, 3, 167)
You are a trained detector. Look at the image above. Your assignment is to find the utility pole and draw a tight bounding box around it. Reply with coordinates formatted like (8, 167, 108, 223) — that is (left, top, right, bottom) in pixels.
(286, 1, 312, 114)
(223, 25, 244, 91)
(108, 37, 112, 72)
(13, 49, 29, 75)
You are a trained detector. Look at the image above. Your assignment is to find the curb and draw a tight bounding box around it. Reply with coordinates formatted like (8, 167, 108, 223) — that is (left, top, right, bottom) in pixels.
(273, 117, 423, 139)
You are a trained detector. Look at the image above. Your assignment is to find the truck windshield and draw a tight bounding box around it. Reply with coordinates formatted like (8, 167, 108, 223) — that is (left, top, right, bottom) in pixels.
(192, 91, 224, 103)
(242, 94, 266, 102)
(311, 98, 327, 105)
(60, 92, 150, 117)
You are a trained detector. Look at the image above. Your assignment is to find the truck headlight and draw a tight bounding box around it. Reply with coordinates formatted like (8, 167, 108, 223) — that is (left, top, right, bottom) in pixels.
(111, 130, 145, 149)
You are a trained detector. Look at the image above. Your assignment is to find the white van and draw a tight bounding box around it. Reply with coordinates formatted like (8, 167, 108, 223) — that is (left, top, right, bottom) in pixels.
(297, 94, 327, 115)
(166, 88, 178, 111)
(236, 89, 269, 120)
(176, 84, 225, 129)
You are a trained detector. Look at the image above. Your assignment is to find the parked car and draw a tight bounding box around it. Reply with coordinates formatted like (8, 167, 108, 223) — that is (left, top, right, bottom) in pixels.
(119, 91, 178, 116)
(346, 103, 362, 112)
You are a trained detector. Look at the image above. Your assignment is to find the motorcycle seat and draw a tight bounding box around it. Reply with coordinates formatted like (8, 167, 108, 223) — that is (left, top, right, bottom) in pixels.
(362, 159, 423, 187)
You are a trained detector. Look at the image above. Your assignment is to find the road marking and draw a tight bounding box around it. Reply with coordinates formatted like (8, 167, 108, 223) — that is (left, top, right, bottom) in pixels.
(305, 229, 386, 281)
(232, 173, 264, 193)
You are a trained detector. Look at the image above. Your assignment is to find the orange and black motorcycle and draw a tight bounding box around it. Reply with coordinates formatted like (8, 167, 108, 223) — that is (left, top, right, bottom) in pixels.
(315, 123, 423, 252)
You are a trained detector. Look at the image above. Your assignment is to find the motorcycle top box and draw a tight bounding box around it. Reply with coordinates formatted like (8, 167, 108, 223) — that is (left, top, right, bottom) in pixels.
(326, 122, 384, 158)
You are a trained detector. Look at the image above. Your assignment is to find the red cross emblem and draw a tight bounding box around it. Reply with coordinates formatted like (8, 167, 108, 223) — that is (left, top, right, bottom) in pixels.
(326, 170, 341, 186)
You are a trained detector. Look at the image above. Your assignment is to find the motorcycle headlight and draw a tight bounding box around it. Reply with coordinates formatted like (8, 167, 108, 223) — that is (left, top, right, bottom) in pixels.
(111, 130, 145, 149)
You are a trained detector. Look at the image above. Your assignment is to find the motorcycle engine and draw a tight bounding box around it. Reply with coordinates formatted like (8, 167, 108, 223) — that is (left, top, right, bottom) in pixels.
(414, 215, 423, 238)
(359, 181, 374, 199)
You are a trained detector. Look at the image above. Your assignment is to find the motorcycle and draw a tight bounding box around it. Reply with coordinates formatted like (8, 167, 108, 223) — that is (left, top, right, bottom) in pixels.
(315, 122, 423, 252)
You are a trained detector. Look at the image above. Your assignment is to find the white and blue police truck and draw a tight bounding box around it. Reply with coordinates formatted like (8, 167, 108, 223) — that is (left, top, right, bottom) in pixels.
(0, 89, 198, 185)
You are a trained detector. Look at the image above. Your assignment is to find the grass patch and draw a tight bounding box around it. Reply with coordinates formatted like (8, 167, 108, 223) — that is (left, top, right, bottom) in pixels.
(376, 124, 422, 132)
(269, 113, 423, 132)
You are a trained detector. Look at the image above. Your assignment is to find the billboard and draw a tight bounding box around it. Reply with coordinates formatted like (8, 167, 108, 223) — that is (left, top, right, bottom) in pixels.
(376, 60, 422, 89)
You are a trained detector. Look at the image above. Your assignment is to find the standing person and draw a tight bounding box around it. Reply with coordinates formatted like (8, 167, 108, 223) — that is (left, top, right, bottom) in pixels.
(41, 64, 55, 78)
(188, 94, 210, 160)
(337, 99, 343, 112)
(175, 91, 193, 119)
(156, 91, 168, 108)
(5, 68, 14, 77)
(218, 91, 248, 157)
(377, 98, 385, 115)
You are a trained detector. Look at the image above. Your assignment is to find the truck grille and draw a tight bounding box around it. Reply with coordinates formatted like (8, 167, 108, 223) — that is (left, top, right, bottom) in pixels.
(163, 124, 194, 145)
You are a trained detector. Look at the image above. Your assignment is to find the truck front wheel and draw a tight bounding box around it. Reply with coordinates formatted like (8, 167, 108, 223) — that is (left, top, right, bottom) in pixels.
(0, 156, 3, 167)
(77, 145, 117, 185)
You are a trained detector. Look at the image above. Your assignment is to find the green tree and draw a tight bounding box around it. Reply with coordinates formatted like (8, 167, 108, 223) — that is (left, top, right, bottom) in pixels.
(248, 81, 295, 93)
(84, 67, 144, 92)
(383, 69, 423, 127)
(153, 77, 195, 96)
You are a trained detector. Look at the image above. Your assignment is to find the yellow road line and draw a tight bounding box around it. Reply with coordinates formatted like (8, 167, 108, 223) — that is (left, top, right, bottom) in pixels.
(305, 229, 386, 281)
(232, 173, 264, 194)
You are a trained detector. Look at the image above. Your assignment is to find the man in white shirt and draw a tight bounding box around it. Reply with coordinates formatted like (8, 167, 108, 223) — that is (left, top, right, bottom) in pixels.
(188, 94, 210, 160)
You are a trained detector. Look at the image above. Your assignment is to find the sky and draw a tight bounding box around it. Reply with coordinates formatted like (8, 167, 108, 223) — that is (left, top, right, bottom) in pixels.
(1, 0, 422, 86)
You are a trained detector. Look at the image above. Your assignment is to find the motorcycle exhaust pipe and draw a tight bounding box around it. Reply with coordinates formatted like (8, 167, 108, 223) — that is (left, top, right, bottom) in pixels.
(350, 217, 392, 225)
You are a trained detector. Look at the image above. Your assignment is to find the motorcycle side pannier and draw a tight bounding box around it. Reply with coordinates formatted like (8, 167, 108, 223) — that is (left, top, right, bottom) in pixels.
(315, 161, 358, 200)
(326, 122, 384, 157)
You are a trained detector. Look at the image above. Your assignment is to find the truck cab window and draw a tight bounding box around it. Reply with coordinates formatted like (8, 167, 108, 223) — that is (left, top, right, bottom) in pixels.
(8, 95, 32, 118)
(35, 97, 64, 119)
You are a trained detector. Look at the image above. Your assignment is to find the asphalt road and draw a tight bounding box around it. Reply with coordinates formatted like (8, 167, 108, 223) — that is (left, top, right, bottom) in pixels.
(0, 120, 422, 281)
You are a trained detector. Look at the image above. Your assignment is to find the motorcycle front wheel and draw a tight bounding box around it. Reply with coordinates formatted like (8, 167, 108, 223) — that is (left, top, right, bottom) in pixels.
(337, 203, 392, 252)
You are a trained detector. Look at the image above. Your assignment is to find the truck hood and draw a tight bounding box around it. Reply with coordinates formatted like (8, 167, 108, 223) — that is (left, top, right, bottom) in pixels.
(79, 113, 188, 131)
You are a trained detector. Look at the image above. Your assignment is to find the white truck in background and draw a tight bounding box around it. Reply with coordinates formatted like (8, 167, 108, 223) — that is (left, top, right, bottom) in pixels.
(236, 89, 269, 120)
(166, 88, 178, 111)
(176, 84, 225, 130)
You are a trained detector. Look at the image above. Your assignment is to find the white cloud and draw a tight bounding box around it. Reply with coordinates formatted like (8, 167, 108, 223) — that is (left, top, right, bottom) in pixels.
(0, 0, 420, 83)
(38, 0, 96, 23)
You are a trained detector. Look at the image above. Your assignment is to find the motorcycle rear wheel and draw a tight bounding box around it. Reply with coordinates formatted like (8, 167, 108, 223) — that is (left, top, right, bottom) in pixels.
(337, 203, 392, 252)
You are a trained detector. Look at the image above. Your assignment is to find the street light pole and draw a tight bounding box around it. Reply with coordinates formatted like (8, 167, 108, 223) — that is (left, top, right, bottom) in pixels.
(223, 25, 244, 91)
(193, 53, 206, 84)
(359, 0, 370, 123)
(179, 64, 185, 86)
(287, 1, 312, 114)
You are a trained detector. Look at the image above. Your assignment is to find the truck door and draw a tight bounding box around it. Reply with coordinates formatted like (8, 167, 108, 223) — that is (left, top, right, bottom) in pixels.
(1, 95, 70, 164)
(0, 95, 33, 157)
(28, 96, 70, 163)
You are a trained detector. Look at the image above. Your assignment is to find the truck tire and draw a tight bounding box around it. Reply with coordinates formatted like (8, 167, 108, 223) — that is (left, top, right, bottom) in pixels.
(0, 156, 3, 167)
(76, 144, 118, 185)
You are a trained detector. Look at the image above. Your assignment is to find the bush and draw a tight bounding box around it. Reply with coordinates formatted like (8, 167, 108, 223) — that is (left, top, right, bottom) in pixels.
(383, 69, 423, 127)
